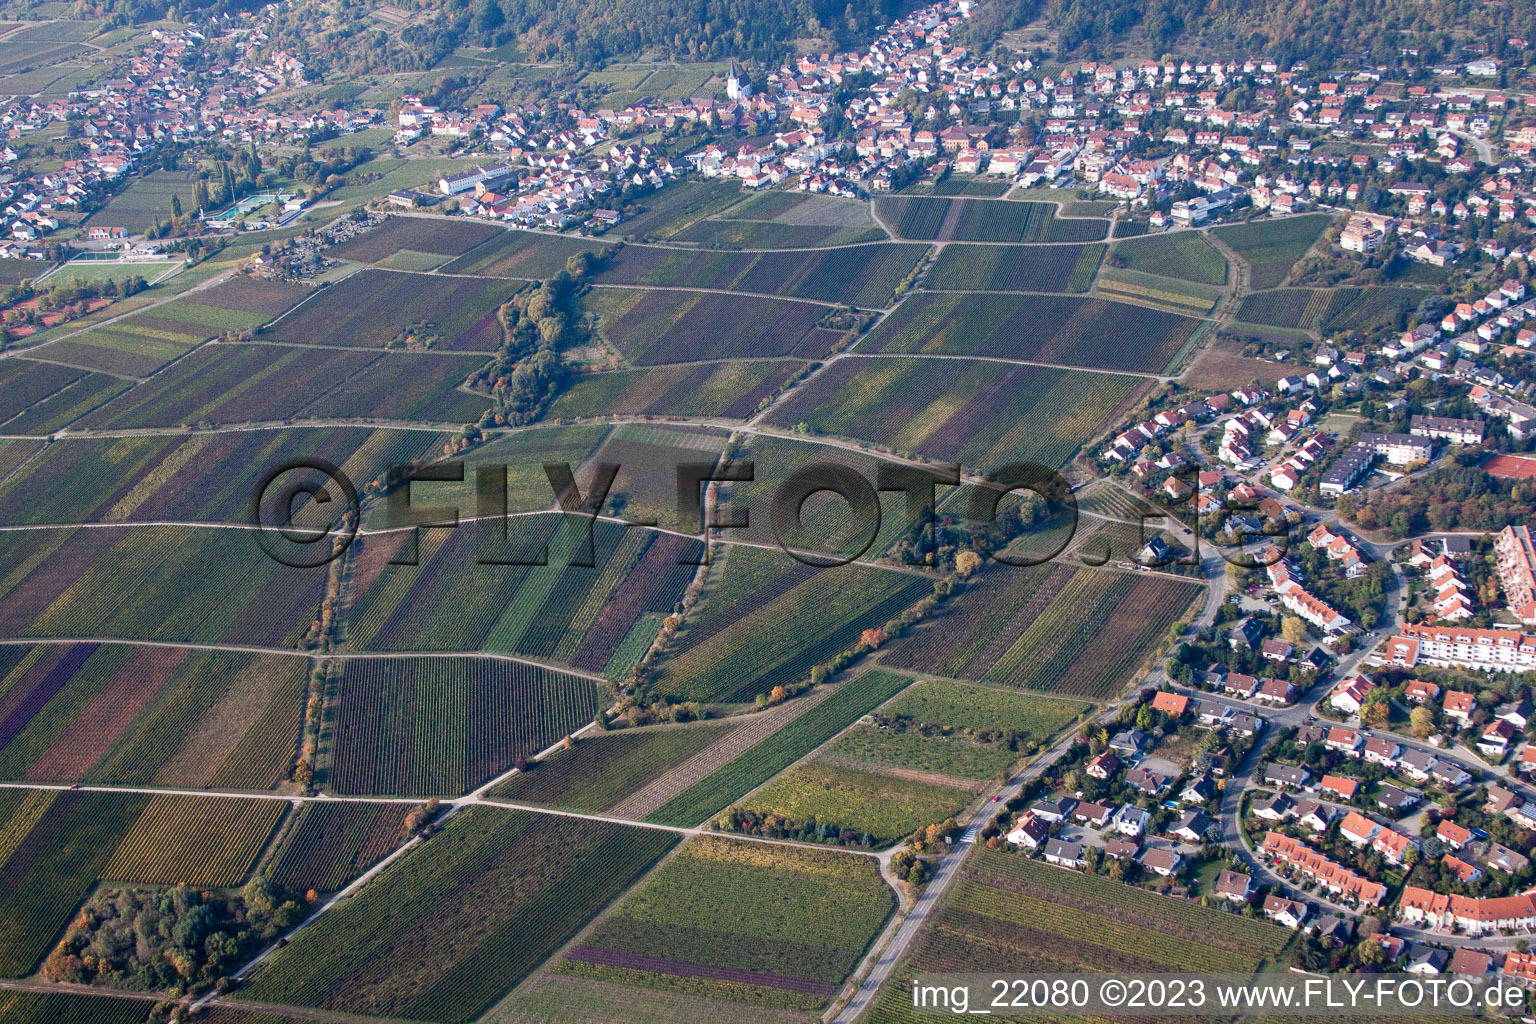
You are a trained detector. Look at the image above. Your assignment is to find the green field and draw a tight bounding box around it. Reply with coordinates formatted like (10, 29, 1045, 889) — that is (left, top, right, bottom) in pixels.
(924, 243, 1103, 293)
(342, 514, 700, 671)
(547, 360, 808, 421)
(73, 342, 491, 428)
(862, 848, 1292, 1023)
(592, 241, 928, 308)
(672, 190, 887, 248)
(877, 197, 1108, 243)
(738, 759, 974, 845)
(489, 721, 737, 811)
(881, 565, 1202, 698)
(440, 228, 613, 277)
(0, 526, 329, 648)
(239, 807, 679, 1023)
(1235, 285, 1428, 334)
(1212, 213, 1334, 290)
(34, 276, 311, 376)
(1094, 266, 1224, 316)
(614, 179, 746, 239)
(544, 836, 893, 1013)
(646, 669, 915, 826)
(764, 355, 1143, 472)
(652, 547, 931, 703)
(1112, 231, 1229, 285)
(83, 168, 198, 231)
(0, 357, 131, 434)
(585, 287, 837, 364)
(857, 291, 1200, 373)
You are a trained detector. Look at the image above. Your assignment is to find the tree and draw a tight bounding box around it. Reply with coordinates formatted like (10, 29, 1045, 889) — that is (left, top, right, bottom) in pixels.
(860, 627, 886, 649)
(1410, 705, 1436, 739)
(954, 550, 983, 578)
(1281, 616, 1309, 642)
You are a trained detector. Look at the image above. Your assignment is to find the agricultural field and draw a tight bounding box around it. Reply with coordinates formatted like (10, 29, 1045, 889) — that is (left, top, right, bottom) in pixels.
(611, 179, 746, 240)
(592, 241, 928, 308)
(0, 526, 329, 648)
(326, 214, 504, 267)
(545, 837, 893, 1013)
(585, 287, 838, 364)
(651, 545, 930, 704)
(82, 169, 198, 232)
(101, 793, 285, 885)
(1077, 480, 1163, 522)
(923, 242, 1104, 293)
(266, 801, 418, 893)
(646, 669, 915, 826)
(1093, 266, 1224, 316)
(876, 196, 1109, 243)
(672, 190, 887, 248)
(1111, 231, 1229, 285)
(0, 991, 152, 1024)
(881, 564, 1201, 697)
(0, 790, 295, 976)
(0, 643, 306, 789)
(440, 228, 613, 277)
(0, 357, 131, 434)
(238, 807, 679, 1024)
(0, 427, 444, 525)
(823, 725, 1010, 781)
(861, 848, 1292, 1024)
(327, 656, 599, 796)
(575, 422, 730, 530)
(711, 432, 925, 561)
(0, 257, 47, 285)
(487, 720, 736, 811)
(737, 759, 974, 846)
(1235, 285, 1428, 334)
(360, 423, 612, 528)
(260, 268, 515, 352)
(1212, 213, 1334, 290)
(33, 275, 311, 377)
(75, 343, 491, 428)
(764, 356, 1143, 471)
(857, 291, 1201, 374)
(829, 681, 1093, 786)
(547, 359, 808, 421)
(341, 513, 700, 670)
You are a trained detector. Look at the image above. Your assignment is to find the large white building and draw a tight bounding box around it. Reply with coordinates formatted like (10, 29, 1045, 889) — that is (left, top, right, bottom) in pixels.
(1378, 623, 1536, 673)
(1496, 525, 1536, 625)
